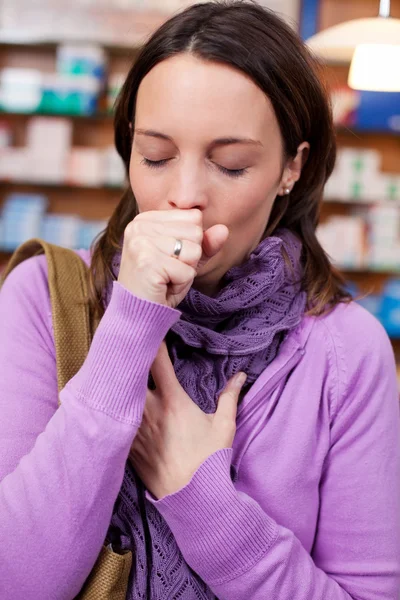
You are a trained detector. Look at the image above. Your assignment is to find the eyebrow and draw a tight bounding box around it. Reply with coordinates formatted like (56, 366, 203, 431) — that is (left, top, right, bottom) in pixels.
(134, 129, 263, 148)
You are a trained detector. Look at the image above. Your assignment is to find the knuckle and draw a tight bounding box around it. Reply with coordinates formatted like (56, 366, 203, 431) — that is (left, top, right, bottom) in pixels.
(191, 209, 202, 225)
(193, 244, 202, 261)
(194, 226, 203, 243)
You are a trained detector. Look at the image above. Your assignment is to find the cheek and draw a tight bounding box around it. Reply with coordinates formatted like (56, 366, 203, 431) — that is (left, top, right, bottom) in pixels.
(129, 157, 165, 212)
(225, 174, 279, 225)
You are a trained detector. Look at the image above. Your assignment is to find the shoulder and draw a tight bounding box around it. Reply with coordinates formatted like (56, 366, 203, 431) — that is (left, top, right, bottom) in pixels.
(306, 301, 397, 418)
(1, 248, 91, 332)
(314, 300, 394, 365)
(2, 248, 91, 296)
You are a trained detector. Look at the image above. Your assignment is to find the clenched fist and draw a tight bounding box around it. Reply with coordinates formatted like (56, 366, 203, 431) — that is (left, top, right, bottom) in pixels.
(118, 209, 229, 308)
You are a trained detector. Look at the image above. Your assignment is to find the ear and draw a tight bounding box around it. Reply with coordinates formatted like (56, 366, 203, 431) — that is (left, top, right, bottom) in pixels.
(277, 141, 310, 196)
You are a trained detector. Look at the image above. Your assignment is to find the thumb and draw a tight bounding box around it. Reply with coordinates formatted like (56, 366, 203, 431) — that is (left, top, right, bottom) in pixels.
(151, 341, 178, 390)
(216, 372, 247, 422)
(198, 224, 229, 269)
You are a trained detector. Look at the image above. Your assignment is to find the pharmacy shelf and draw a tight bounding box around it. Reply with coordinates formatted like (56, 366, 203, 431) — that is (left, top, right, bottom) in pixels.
(336, 127, 400, 138)
(0, 179, 125, 192)
(323, 198, 400, 207)
(0, 109, 113, 121)
(2, 109, 399, 137)
(0, 40, 140, 57)
(341, 267, 400, 276)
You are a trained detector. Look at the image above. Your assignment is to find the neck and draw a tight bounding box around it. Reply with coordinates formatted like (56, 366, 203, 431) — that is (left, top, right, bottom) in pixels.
(192, 275, 222, 297)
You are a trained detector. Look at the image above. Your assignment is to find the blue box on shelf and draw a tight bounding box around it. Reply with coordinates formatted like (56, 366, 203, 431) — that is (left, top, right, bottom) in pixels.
(379, 279, 400, 338)
(0, 193, 48, 252)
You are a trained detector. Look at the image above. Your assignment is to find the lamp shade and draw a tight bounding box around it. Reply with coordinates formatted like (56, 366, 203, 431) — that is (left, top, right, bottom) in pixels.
(306, 17, 400, 63)
(348, 43, 400, 91)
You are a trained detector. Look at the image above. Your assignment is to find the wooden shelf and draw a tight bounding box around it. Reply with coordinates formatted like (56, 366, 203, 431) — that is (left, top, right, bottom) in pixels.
(0, 110, 113, 122)
(341, 267, 400, 275)
(336, 127, 400, 138)
(0, 179, 124, 192)
(323, 198, 399, 206)
(2, 111, 399, 138)
(0, 40, 140, 57)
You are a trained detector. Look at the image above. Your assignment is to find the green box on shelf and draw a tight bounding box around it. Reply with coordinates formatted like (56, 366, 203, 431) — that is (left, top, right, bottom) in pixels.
(39, 74, 100, 116)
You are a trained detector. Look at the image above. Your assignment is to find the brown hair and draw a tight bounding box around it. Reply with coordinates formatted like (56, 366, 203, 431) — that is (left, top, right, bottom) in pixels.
(89, 0, 350, 319)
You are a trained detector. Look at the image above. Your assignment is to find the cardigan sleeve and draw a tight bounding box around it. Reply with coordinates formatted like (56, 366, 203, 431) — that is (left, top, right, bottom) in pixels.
(149, 311, 400, 600)
(0, 256, 180, 600)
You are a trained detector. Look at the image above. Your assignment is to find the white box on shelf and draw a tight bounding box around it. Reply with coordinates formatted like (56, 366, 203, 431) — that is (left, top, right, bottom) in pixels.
(27, 152, 67, 184)
(0, 148, 29, 181)
(0, 68, 42, 113)
(380, 174, 400, 203)
(102, 146, 126, 187)
(67, 147, 103, 187)
(336, 148, 382, 177)
(26, 117, 73, 153)
(368, 205, 400, 243)
(317, 215, 365, 269)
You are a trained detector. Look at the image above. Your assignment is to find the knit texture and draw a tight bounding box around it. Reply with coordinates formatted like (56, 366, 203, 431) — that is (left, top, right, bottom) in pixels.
(107, 229, 307, 599)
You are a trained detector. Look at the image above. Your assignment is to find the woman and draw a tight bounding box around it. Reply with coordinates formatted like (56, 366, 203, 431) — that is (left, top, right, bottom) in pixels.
(0, 2, 399, 599)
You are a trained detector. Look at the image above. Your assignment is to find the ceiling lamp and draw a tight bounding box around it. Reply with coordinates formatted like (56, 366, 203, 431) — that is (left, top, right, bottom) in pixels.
(306, 0, 400, 92)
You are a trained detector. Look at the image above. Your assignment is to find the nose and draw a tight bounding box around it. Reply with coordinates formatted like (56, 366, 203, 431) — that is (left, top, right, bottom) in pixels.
(167, 160, 209, 212)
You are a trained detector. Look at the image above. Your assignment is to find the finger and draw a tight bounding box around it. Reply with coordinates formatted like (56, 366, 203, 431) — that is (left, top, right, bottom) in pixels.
(216, 372, 247, 422)
(162, 255, 197, 288)
(137, 209, 203, 225)
(147, 222, 203, 244)
(199, 224, 229, 269)
(133, 221, 203, 245)
(148, 236, 202, 268)
(151, 341, 178, 390)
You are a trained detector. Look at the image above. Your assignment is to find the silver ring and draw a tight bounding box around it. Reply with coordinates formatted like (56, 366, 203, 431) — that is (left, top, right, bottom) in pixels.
(173, 239, 183, 258)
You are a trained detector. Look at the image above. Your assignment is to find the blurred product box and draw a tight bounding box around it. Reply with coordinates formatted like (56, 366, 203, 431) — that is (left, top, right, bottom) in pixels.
(0, 192, 109, 252)
(0, 148, 29, 181)
(380, 175, 400, 203)
(0, 121, 12, 148)
(26, 117, 72, 183)
(380, 279, 400, 338)
(102, 146, 126, 187)
(331, 85, 400, 133)
(41, 213, 82, 248)
(26, 117, 73, 151)
(324, 147, 400, 205)
(357, 91, 400, 133)
(0, 193, 48, 251)
(40, 74, 101, 116)
(317, 215, 366, 269)
(56, 44, 107, 82)
(0, 68, 42, 113)
(78, 219, 108, 249)
(107, 73, 126, 112)
(67, 147, 103, 187)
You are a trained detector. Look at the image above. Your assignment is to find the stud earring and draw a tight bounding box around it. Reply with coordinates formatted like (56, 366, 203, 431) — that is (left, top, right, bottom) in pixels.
(284, 187, 291, 195)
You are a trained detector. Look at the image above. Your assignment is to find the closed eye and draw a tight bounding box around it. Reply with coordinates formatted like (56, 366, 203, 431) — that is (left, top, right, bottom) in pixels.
(216, 165, 248, 178)
(141, 157, 248, 179)
(141, 158, 170, 168)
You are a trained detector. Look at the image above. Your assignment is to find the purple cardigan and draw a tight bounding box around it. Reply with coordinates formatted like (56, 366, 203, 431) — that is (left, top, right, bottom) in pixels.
(1, 251, 400, 600)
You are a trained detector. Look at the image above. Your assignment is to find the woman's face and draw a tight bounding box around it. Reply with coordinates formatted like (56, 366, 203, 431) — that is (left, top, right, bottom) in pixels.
(130, 54, 307, 292)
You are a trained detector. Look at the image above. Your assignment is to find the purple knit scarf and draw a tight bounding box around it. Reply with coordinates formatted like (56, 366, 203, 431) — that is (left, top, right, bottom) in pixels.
(105, 228, 306, 599)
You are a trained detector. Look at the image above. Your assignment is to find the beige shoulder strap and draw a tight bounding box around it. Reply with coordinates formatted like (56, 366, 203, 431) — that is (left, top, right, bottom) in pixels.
(2, 239, 131, 599)
(2, 238, 95, 395)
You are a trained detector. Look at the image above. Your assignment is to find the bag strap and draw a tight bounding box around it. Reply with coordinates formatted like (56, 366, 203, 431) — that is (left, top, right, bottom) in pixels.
(1, 239, 98, 397)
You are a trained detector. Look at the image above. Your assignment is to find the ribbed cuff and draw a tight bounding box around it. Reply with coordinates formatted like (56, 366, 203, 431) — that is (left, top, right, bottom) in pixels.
(149, 448, 278, 585)
(66, 282, 181, 424)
